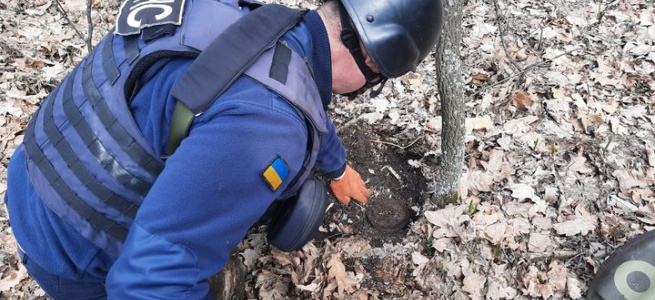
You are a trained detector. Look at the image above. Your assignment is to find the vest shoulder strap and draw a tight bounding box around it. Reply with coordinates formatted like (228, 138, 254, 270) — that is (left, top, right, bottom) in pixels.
(167, 4, 307, 155)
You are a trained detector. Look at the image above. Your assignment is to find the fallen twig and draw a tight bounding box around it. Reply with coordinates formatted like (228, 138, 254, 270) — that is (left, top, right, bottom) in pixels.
(381, 165, 402, 184)
(54, 0, 88, 49)
(535, 26, 544, 52)
(337, 115, 362, 133)
(470, 47, 583, 99)
(492, 0, 522, 73)
(372, 135, 423, 150)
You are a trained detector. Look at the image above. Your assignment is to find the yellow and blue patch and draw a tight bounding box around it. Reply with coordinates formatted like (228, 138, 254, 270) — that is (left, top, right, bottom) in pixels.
(261, 156, 290, 192)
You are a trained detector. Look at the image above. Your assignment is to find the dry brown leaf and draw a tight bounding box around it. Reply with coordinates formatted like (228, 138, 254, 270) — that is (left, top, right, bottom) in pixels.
(472, 204, 502, 226)
(256, 270, 289, 300)
(503, 202, 532, 217)
(633, 189, 655, 203)
(272, 249, 296, 267)
(508, 184, 539, 200)
(431, 237, 452, 252)
(614, 169, 652, 193)
(567, 276, 583, 298)
(567, 155, 594, 174)
(354, 290, 377, 300)
(547, 260, 567, 292)
(588, 115, 605, 123)
(544, 186, 558, 202)
(327, 254, 357, 294)
(463, 170, 495, 193)
(296, 282, 321, 293)
(522, 266, 554, 298)
(482, 149, 504, 173)
(466, 116, 494, 133)
(532, 216, 553, 231)
(647, 148, 655, 167)
(487, 279, 517, 300)
(485, 264, 517, 299)
(299, 243, 321, 283)
(0, 267, 27, 292)
(505, 218, 531, 242)
(336, 238, 371, 258)
(503, 116, 539, 134)
(584, 256, 598, 274)
(462, 272, 486, 300)
(637, 203, 655, 224)
(425, 204, 467, 229)
(240, 249, 259, 271)
(528, 233, 554, 253)
(553, 206, 597, 236)
(484, 222, 507, 245)
(471, 73, 489, 84)
(513, 91, 534, 109)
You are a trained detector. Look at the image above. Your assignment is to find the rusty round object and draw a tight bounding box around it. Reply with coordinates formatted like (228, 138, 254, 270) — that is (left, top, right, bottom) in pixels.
(365, 197, 410, 232)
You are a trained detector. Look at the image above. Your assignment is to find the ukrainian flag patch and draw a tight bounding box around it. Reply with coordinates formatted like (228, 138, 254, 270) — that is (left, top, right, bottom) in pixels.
(262, 156, 290, 192)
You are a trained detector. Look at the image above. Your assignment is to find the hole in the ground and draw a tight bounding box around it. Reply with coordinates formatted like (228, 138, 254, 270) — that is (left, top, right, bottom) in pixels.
(316, 122, 426, 247)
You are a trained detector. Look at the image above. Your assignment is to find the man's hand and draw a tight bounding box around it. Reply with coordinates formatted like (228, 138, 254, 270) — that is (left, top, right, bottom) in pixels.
(330, 165, 370, 205)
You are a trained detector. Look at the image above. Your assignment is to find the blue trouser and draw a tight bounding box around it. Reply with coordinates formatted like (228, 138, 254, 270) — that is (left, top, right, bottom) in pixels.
(18, 248, 107, 300)
(4, 193, 106, 300)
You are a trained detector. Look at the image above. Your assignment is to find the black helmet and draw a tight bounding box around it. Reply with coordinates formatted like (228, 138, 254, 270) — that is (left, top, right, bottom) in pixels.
(340, 0, 444, 78)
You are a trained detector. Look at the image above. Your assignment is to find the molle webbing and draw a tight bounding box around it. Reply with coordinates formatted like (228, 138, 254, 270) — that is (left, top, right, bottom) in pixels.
(80, 47, 163, 179)
(23, 88, 131, 242)
(24, 31, 158, 255)
(124, 35, 140, 64)
(102, 33, 121, 85)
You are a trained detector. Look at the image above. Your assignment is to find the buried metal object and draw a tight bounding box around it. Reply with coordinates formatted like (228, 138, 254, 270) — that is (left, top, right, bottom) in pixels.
(365, 197, 410, 232)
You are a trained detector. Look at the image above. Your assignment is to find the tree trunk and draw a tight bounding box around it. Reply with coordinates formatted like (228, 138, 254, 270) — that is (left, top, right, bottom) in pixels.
(432, 0, 465, 206)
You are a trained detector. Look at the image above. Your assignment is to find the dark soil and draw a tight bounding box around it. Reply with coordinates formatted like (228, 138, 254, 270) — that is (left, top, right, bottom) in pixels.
(317, 122, 427, 247)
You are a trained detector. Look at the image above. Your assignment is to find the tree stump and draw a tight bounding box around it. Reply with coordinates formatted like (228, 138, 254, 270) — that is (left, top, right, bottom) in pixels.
(209, 252, 248, 300)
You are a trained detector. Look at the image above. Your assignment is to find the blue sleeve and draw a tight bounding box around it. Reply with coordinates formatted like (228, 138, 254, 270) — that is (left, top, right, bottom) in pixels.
(106, 82, 308, 299)
(314, 117, 347, 179)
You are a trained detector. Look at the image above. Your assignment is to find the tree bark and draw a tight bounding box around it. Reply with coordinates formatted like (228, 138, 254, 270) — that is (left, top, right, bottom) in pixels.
(432, 0, 465, 206)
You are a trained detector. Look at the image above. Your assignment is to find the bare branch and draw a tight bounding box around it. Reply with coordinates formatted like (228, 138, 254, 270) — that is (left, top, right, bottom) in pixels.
(337, 115, 362, 133)
(86, 0, 94, 50)
(54, 0, 87, 47)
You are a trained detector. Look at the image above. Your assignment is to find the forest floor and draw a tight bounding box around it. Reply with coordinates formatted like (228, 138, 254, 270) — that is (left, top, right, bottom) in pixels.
(1, 0, 654, 299)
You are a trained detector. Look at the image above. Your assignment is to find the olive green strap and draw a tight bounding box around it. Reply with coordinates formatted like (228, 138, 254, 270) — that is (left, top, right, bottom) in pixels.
(166, 101, 195, 156)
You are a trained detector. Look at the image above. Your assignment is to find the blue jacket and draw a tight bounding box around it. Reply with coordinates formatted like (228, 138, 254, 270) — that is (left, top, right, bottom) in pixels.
(6, 10, 346, 298)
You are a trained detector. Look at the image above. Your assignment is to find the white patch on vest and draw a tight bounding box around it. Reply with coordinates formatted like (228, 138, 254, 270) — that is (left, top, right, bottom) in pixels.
(115, 0, 186, 36)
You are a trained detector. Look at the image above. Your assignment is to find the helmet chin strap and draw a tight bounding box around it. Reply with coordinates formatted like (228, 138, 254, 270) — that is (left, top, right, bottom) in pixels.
(338, 2, 388, 99)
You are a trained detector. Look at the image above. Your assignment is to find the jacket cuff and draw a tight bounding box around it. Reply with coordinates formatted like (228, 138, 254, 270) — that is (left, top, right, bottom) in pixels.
(327, 163, 347, 180)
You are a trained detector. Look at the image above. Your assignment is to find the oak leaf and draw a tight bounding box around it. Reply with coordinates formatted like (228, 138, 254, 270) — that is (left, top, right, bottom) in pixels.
(327, 254, 357, 294)
(513, 91, 534, 109)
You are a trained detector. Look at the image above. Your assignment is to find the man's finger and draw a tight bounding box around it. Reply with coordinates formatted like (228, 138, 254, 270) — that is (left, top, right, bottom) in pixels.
(352, 190, 369, 204)
(336, 194, 351, 205)
(363, 188, 371, 199)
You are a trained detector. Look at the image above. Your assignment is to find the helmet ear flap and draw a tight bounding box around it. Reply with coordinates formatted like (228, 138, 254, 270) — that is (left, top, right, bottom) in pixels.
(267, 177, 328, 252)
